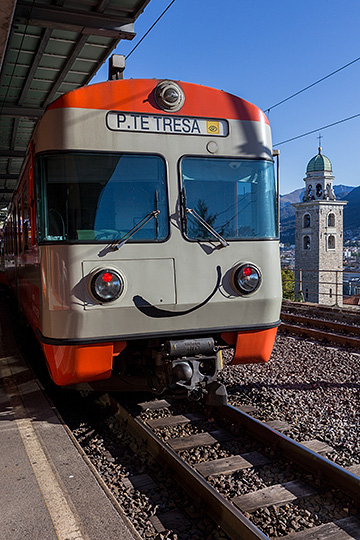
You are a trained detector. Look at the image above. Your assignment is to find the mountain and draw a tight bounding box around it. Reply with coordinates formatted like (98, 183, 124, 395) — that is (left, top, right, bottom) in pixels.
(280, 188, 304, 208)
(280, 185, 356, 244)
(342, 186, 360, 237)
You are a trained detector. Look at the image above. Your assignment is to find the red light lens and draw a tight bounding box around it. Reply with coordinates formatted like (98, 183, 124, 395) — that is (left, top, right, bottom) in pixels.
(91, 269, 123, 302)
(233, 263, 261, 295)
(102, 272, 113, 283)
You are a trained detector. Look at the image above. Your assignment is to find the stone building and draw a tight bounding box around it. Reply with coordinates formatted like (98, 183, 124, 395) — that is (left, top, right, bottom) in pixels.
(293, 147, 347, 305)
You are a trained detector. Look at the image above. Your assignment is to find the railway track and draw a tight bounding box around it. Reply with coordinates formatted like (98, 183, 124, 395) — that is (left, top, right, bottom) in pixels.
(280, 311, 360, 349)
(281, 301, 360, 325)
(8, 287, 358, 539)
(107, 396, 360, 540)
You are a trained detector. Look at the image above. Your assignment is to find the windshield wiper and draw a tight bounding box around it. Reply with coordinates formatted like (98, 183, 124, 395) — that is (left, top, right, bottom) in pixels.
(186, 207, 229, 249)
(111, 210, 160, 250)
(154, 189, 159, 239)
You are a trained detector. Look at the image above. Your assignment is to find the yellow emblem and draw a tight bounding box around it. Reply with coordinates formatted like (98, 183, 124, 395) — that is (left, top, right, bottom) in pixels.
(206, 121, 220, 135)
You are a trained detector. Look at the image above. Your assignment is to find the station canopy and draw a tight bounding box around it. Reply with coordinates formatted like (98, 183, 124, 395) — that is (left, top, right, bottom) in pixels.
(0, 0, 151, 215)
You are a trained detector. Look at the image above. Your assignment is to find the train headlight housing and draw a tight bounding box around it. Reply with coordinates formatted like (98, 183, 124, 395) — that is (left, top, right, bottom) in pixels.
(232, 263, 261, 295)
(91, 269, 124, 303)
(154, 80, 185, 112)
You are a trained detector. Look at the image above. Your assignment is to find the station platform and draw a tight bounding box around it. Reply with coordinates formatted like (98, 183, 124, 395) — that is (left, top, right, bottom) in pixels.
(0, 296, 140, 540)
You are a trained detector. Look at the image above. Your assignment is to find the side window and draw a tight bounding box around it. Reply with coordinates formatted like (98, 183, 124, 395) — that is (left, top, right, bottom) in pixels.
(17, 198, 23, 254)
(23, 184, 30, 251)
(4, 215, 14, 256)
(303, 213, 311, 228)
(12, 208, 18, 255)
(328, 213, 335, 227)
(328, 235, 335, 250)
(303, 235, 310, 250)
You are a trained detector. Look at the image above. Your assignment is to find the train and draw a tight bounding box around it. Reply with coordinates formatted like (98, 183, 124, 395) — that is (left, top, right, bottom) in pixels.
(2, 75, 282, 405)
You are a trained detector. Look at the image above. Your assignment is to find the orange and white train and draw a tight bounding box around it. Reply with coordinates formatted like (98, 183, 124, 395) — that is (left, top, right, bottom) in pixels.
(3, 77, 282, 405)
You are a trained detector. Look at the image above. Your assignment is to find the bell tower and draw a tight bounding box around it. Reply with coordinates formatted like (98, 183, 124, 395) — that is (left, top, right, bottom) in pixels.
(293, 147, 347, 306)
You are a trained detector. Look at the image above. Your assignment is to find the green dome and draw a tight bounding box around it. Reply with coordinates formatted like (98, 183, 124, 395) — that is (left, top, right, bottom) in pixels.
(306, 147, 332, 173)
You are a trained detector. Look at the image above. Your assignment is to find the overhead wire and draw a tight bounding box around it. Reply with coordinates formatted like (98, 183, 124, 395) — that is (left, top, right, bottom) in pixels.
(264, 55, 360, 114)
(125, 0, 176, 60)
(268, 56, 360, 145)
(274, 112, 360, 146)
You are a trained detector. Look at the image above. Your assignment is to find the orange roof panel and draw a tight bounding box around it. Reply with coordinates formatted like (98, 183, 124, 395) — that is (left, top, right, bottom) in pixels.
(48, 79, 269, 125)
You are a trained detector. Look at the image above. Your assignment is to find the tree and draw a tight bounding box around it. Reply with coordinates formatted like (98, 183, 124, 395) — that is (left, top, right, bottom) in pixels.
(282, 268, 295, 300)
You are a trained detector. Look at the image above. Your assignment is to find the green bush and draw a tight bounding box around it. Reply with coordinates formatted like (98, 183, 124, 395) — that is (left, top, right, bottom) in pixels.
(282, 268, 295, 300)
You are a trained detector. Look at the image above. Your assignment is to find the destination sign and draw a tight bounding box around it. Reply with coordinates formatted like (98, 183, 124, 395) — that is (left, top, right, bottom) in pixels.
(106, 112, 229, 136)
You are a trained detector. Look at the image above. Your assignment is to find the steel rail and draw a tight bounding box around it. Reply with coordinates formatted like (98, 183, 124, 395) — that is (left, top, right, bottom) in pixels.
(279, 321, 360, 348)
(220, 405, 360, 505)
(281, 312, 360, 335)
(114, 400, 271, 540)
(281, 301, 360, 325)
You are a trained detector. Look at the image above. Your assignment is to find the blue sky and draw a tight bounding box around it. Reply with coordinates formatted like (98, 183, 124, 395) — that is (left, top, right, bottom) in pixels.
(92, 0, 360, 195)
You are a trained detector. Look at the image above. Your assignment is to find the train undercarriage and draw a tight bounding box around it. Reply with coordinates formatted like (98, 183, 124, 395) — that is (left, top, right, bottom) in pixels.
(87, 336, 228, 406)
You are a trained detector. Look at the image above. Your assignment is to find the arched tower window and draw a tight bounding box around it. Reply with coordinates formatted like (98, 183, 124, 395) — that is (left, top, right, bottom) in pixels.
(303, 213, 311, 228)
(328, 213, 335, 227)
(303, 235, 310, 250)
(316, 184, 323, 197)
(328, 235, 335, 249)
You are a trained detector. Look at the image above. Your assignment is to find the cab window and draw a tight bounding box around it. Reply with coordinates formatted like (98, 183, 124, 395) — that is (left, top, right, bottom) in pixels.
(36, 152, 169, 243)
(181, 157, 278, 240)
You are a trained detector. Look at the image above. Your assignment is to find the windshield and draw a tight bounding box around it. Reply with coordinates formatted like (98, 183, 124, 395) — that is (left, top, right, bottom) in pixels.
(36, 153, 169, 242)
(181, 157, 278, 240)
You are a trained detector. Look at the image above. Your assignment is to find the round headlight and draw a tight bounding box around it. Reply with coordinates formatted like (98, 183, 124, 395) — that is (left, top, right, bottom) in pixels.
(232, 264, 261, 295)
(154, 80, 185, 112)
(91, 269, 124, 303)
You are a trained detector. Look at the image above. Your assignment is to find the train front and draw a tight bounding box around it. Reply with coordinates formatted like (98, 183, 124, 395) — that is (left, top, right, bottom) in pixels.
(34, 78, 282, 404)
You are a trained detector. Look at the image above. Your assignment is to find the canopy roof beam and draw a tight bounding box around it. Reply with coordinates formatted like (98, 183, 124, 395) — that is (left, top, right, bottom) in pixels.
(0, 106, 44, 118)
(15, 3, 136, 39)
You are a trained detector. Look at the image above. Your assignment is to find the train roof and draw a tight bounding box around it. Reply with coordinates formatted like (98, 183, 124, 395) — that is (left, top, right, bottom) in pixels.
(47, 79, 269, 126)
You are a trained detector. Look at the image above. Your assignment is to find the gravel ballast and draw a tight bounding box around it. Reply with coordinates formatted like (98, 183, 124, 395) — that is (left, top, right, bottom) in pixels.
(220, 333, 360, 468)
